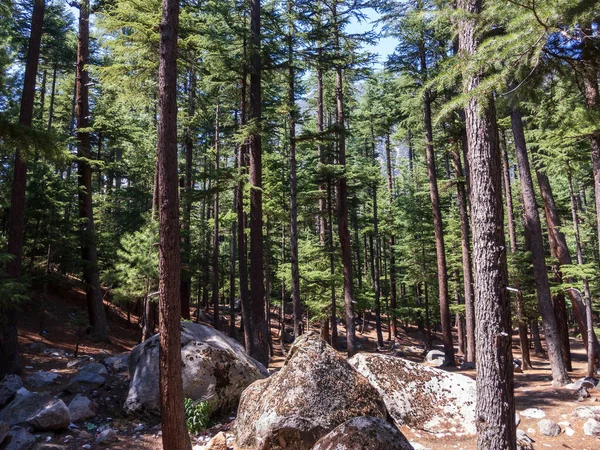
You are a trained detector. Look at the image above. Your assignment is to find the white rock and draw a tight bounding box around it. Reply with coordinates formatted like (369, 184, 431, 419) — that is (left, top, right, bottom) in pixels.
(349, 352, 476, 435)
(583, 418, 600, 437)
(425, 350, 445, 365)
(96, 428, 118, 445)
(311, 416, 414, 450)
(125, 321, 268, 416)
(572, 406, 600, 420)
(537, 418, 560, 437)
(520, 408, 546, 419)
(565, 427, 575, 437)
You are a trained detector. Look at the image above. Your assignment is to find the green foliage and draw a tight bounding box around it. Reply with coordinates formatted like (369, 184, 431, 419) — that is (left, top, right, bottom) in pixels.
(184, 399, 213, 434)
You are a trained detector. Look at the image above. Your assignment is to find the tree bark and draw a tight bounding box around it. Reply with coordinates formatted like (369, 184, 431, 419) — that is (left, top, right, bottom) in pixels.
(452, 144, 476, 363)
(47, 64, 57, 131)
(287, 4, 301, 339)
(500, 132, 532, 371)
(1, 0, 45, 377)
(567, 168, 596, 379)
(211, 97, 220, 329)
(333, 2, 356, 356)
(510, 105, 570, 385)
(536, 170, 600, 358)
(370, 131, 383, 347)
(76, 0, 108, 342)
(180, 70, 195, 321)
(248, 0, 269, 366)
(423, 91, 453, 366)
(458, 1, 516, 447)
(156, 0, 191, 446)
(385, 132, 398, 338)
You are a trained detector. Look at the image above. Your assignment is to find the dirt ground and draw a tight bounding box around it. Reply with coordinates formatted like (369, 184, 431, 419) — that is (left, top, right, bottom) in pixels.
(10, 284, 600, 450)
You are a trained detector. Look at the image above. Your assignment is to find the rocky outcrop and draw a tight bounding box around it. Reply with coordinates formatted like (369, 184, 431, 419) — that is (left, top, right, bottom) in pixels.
(0, 389, 50, 426)
(233, 332, 386, 450)
(125, 322, 268, 416)
(1, 429, 35, 450)
(311, 417, 414, 450)
(0, 375, 23, 407)
(27, 400, 70, 431)
(348, 353, 476, 435)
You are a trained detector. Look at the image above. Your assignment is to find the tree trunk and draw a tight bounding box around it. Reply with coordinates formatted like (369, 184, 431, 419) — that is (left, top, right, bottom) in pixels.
(237, 66, 252, 354)
(385, 132, 398, 338)
(1, 0, 45, 377)
(180, 70, 195, 321)
(510, 105, 570, 385)
(47, 64, 57, 131)
(536, 170, 600, 358)
(530, 320, 544, 354)
(370, 132, 384, 347)
(334, 2, 356, 356)
(500, 132, 532, 371)
(458, 1, 516, 447)
(248, 0, 269, 366)
(423, 91, 453, 366)
(76, 1, 108, 342)
(156, 0, 191, 446)
(328, 181, 338, 349)
(280, 224, 287, 351)
(229, 173, 237, 338)
(211, 97, 221, 329)
(452, 144, 476, 363)
(287, 6, 301, 339)
(567, 168, 596, 379)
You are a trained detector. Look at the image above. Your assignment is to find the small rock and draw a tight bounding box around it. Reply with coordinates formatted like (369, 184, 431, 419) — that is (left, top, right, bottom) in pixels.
(572, 406, 600, 420)
(459, 362, 476, 370)
(2, 429, 36, 450)
(24, 372, 60, 389)
(96, 428, 118, 445)
(583, 418, 600, 437)
(520, 408, 546, 419)
(133, 424, 144, 432)
(82, 445, 92, 449)
(409, 443, 430, 450)
(78, 430, 92, 439)
(205, 432, 228, 450)
(65, 367, 106, 394)
(0, 375, 23, 407)
(68, 395, 96, 422)
(103, 354, 128, 373)
(565, 426, 575, 437)
(425, 350, 445, 365)
(537, 419, 560, 437)
(27, 400, 71, 431)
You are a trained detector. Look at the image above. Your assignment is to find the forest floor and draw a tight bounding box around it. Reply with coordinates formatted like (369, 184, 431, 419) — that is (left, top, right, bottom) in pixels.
(10, 283, 600, 450)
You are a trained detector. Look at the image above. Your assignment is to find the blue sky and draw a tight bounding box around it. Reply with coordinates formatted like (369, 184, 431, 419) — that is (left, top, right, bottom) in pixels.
(348, 8, 397, 68)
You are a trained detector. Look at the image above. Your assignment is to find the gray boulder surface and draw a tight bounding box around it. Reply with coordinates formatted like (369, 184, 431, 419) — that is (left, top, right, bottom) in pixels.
(68, 395, 96, 422)
(311, 416, 414, 450)
(27, 400, 70, 431)
(0, 375, 23, 407)
(233, 332, 386, 450)
(125, 321, 268, 416)
(537, 418, 560, 437)
(64, 363, 108, 394)
(24, 372, 60, 389)
(0, 390, 50, 426)
(1, 429, 36, 450)
(348, 353, 476, 435)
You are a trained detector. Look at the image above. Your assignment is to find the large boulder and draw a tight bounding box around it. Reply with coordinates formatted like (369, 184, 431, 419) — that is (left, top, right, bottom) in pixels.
(233, 332, 386, 450)
(0, 375, 23, 407)
(125, 322, 268, 416)
(348, 353, 476, 435)
(27, 400, 70, 431)
(311, 417, 414, 450)
(0, 390, 50, 426)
